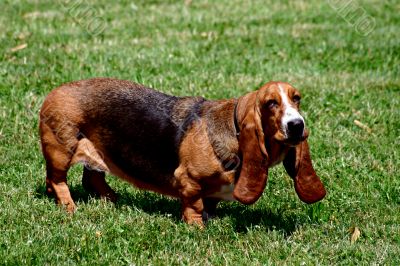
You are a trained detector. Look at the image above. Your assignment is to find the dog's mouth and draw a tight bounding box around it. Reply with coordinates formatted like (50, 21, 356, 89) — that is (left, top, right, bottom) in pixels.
(284, 134, 307, 146)
(275, 129, 309, 147)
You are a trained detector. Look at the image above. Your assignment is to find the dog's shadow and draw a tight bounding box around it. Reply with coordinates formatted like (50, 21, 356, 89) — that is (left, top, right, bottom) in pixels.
(216, 204, 298, 234)
(36, 183, 299, 235)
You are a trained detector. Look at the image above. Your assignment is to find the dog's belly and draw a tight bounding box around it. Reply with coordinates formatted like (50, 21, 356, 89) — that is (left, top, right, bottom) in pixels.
(70, 136, 180, 197)
(83, 121, 181, 194)
(110, 146, 179, 187)
(105, 155, 180, 198)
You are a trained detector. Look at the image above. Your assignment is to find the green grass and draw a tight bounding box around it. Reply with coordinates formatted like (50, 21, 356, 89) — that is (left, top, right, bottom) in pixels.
(1, 0, 399, 264)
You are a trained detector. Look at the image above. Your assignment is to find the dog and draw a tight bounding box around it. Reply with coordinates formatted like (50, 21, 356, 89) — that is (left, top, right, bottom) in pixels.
(39, 78, 326, 226)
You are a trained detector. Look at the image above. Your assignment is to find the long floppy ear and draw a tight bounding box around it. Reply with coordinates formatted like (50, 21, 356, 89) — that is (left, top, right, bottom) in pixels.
(233, 94, 269, 205)
(283, 140, 326, 203)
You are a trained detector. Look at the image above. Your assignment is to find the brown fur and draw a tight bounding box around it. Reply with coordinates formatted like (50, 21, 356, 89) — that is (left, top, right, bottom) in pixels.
(39, 78, 326, 226)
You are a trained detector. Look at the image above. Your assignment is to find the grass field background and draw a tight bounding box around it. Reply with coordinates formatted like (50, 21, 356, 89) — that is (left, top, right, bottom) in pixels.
(0, 0, 399, 264)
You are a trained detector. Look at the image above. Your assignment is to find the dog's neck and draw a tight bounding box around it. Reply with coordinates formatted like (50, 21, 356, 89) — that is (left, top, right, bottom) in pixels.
(202, 99, 240, 170)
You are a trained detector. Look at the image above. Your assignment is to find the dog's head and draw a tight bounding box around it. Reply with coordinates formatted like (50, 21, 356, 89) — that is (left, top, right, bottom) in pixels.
(233, 82, 326, 205)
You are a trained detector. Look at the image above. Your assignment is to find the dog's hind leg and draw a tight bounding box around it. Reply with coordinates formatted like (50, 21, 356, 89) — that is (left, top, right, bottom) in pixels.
(82, 166, 117, 202)
(40, 122, 77, 213)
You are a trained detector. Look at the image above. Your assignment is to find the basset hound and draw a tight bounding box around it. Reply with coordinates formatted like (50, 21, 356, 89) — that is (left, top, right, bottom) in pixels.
(39, 78, 326, 226)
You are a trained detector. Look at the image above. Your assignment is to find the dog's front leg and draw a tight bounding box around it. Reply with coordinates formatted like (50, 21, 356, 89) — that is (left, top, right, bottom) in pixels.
(175, 166, 204, 227)
(181, 196, 204, 228)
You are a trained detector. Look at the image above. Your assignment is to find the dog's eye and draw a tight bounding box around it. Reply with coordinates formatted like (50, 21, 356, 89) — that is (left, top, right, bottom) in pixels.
(293, 95, 301, 104)
(265, 99, 278, 109)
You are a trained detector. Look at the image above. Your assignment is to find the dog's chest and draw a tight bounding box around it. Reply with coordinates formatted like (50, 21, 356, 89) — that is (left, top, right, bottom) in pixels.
(208, 184, 236, 201)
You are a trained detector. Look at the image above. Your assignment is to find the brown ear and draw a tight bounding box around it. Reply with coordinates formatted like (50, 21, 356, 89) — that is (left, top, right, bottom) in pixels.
(283, 140, 326, 204)
(233, 95, 269, 205)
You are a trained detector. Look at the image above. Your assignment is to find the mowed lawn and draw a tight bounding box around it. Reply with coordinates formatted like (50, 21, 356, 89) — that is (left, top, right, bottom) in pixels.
(0, 0, 399, 264)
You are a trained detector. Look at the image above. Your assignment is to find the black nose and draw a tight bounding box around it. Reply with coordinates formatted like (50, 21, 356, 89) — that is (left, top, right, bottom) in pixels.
(287, 119, 304, 137)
